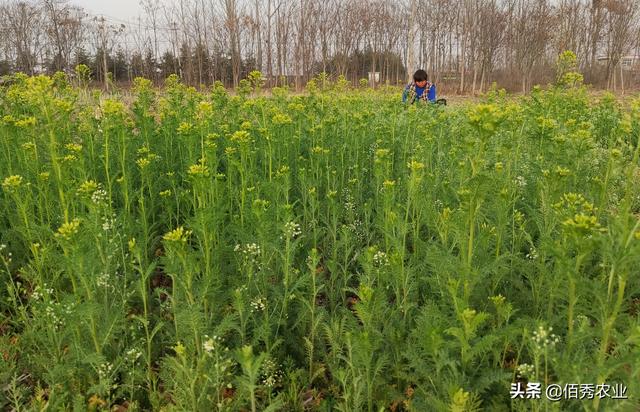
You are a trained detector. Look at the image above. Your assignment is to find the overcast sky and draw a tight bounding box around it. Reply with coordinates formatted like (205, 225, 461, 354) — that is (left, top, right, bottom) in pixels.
(71, 0, 144, 22)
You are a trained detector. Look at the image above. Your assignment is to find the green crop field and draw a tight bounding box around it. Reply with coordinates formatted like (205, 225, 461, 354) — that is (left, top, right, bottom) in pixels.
(1, 71, 639, 411)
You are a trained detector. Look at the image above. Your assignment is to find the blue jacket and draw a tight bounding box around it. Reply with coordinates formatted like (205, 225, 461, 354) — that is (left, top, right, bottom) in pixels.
(402, 82, 436, 103)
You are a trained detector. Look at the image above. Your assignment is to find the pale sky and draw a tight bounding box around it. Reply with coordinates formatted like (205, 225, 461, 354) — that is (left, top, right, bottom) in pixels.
(71, 0, 144, 23)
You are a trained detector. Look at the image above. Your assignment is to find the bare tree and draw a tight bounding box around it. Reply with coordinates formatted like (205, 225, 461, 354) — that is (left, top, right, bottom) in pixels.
(140, 0, 162, 81)
(555, 0, 590, 65)
(408, 0, 417, 81)
(1, 0, 640, 92)
(510, 0, 553, 92)
(252, 0, 262, 71)
(2, 0, 46, 75)
(42, 0, 84, 72)
(474, 0, 506, 92)
(92, 16, 125, 90)
(220, 0, 242, 87)
(601, 0, 639, 90)
(274, 0, 292, 83)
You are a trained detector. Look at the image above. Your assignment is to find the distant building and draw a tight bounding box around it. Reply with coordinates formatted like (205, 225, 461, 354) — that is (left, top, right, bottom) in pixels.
(33, 64, 46, 74)
(596, 55, 640, 69)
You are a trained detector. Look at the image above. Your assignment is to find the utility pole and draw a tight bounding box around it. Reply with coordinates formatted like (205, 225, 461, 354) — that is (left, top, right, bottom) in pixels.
(94, 16, 124, 91)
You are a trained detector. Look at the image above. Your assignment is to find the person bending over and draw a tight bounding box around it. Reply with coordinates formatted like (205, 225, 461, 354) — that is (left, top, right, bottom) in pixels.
(402, 69, 446, 105)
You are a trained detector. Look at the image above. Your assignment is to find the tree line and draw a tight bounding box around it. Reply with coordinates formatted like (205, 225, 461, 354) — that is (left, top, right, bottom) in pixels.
(1, 0, 639, 93)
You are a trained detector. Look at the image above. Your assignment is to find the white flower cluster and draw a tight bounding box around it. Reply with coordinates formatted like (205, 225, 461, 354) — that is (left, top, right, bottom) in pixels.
(516, 363, 535, 378)
(235, 243, 263, 271)
(526, 247, 538, 260)
(305, 254, 315, 270)
(96, 272, 113, 289)
(126, 348, 142, 362)
(532, 325, 560, 351)
(373, 250, 389, 267)
(515, 175, 527, 188)
(235, 243, 261, 258)
(250, 297, 266, 313)
(575, 314, 590, 327)
(91, 189, 108, 205)
(343, 220, 366, 242)
(283, 221, 302, 239)
(98, 362, 113, 380)
(343, 189, 356, 214)
(367, 140, 379, 157)
(31, 284, 54, 301)
(260, 357, 283, 388)
(202, 334, 222, 353)
(101, 214, 115, 232)
(234, 285, 248, 294)
(44, 301, 74, 328)
(0, 244, 12, 264)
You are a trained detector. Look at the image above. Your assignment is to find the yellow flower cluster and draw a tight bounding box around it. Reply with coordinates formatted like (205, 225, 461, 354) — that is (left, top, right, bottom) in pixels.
(467, 103, 505, 135)
(272, 112, 293, 125)
(562, 214, 604, 234)
(407, 160, 425, 172)
(230, 130, 251, 145)
(177, 122, 194, 135)
(2, 175, 24, 191)
(163, 226, 192, 243)
(188, 159, 210, 177)
(311, 146, 330, 155)
(55, 218, 81, 240)
(78, 180, 99, 194)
